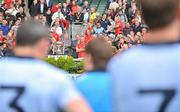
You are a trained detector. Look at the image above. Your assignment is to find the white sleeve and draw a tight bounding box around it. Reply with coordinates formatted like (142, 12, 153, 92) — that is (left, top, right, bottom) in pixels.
(52, 13, 57, 21)
(56, 27, 63, 35)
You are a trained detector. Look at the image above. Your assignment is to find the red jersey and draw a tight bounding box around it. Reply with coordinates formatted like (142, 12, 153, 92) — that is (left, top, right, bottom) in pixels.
(115, 19, 124, 35)
(71, 5, 78, 16)
(5, 0, 12, 8)
(76, 42, 86, 58)
(0, 36, 3, 43)
(52, 32, 61, 41)
(84, 34, 92, 45)
(51, 4, 60, 14)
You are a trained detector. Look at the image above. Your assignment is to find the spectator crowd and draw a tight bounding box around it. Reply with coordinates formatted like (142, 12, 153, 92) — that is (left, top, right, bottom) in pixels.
(0, 0, 148, 58)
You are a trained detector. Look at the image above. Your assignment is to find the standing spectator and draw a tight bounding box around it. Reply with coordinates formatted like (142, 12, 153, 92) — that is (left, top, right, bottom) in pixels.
(84, 29, 92, 45)
(71, 0, 79, 17)
(66, 0, 71, 10)
(29, 0, 38, 17)
(71, 34, 81, 58)
(76, 37, 85, 58)
(82, 0, 90, 12)
(62, 32, 71, 55)
(61, 3, 71, 21)
(74, 7, 84, 23)
(45, 8, 52, 26)
(83, 8, 89, 23)
(37, 0, 48, 15)
(45, 0, 53, 8)
(51, 7, 65, 25)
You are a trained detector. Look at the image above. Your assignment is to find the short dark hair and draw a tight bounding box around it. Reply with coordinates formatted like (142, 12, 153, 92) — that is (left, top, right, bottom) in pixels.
(141, 0, 179, 29)
(16, 20, 49, 46)
(85, 37, 113, 71)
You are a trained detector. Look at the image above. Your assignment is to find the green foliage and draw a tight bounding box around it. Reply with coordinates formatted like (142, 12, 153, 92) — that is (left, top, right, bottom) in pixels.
(46, 56, 85, 74)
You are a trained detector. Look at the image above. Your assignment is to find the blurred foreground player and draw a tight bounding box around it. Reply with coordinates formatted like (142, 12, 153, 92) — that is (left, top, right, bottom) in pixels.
(108, 0, 180, 112)
(0, 21, 92, 112)
(75, 38, 113, 112)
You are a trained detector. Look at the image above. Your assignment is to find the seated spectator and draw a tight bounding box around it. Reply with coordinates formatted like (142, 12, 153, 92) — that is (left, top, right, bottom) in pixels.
(0, 29, 3, 42)
(0, 43, 4, 57)
(0, 20, 10, 36)
(123, 22, 132, 36)
(89, 7, 96, 23)
(116, 9, 128, 23)
(132, 20, 142, 34)
(114, 16, 124, 36)
(109, 0, 119, 11)
(11, 19, 21, 36)
(5, 4, 19, 16)
(16, 7, 26, 20)
(93, 22, 104, 34)
(75, 37, 113, 112)
(100, 14, 111, 33)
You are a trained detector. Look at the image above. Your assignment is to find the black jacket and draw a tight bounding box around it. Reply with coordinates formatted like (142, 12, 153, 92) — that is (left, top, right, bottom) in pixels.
(37, 3, 48, 15)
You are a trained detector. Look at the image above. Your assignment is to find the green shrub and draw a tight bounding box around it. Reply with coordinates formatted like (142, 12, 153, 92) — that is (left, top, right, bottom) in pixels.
(46, 56, 85, 74)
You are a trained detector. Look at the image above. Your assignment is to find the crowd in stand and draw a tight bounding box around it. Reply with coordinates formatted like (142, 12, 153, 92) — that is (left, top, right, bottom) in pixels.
(0, 0, 148, 58)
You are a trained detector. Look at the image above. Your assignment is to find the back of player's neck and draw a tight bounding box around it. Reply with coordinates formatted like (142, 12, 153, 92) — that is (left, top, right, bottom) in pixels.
(13, 47, 39, 59)
(144, 22, 179, 44)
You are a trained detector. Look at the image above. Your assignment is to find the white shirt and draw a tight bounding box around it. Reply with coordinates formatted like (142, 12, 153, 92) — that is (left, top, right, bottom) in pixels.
(51, 26, 63, 35)
(40, 4, 44, 13)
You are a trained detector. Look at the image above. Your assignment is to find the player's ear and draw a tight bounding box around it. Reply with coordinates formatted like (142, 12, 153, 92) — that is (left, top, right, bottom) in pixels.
(35, 37, 49, 59)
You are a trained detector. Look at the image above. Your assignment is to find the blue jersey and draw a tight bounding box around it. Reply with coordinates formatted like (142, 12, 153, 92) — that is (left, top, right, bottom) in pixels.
(0, 57, 80, 112)
(108, 43, 180, 112)
(75, 71, 112, 112)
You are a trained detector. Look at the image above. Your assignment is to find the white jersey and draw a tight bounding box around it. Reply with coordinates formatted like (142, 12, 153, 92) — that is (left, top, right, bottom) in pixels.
(0, 57, 80, 112)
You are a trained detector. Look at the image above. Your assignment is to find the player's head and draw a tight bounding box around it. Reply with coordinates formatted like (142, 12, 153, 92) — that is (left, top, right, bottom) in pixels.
(141, 0, 179, 30)
(15, 20, 49, 59)
(84, 37, 113, 71)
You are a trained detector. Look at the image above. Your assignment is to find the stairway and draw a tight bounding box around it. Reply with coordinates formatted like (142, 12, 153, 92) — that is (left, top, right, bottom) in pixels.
(96, 0, 107, 15)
